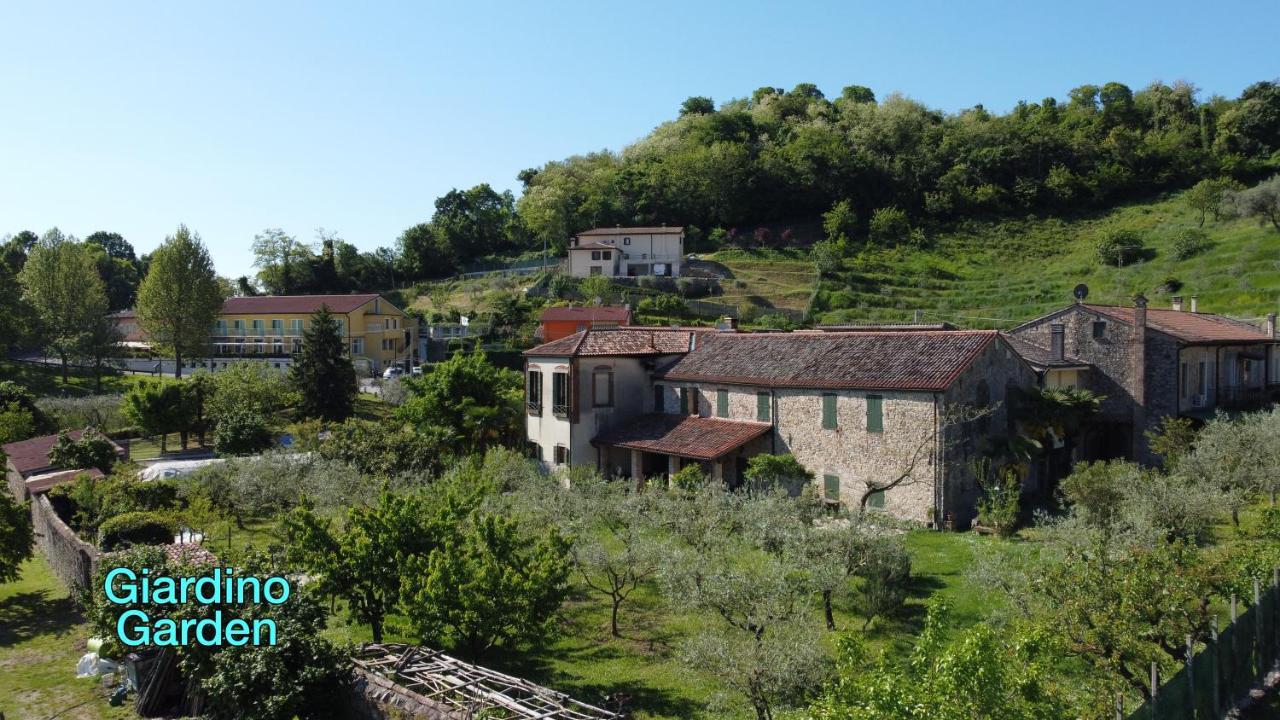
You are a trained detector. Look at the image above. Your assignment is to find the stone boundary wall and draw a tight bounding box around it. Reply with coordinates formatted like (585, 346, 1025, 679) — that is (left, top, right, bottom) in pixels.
(31, 493, 99, 597)
(347, 669, 471, 720)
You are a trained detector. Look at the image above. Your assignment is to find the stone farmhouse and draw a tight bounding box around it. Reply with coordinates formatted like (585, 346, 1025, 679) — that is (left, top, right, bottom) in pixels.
(524, 326, 1037, 526)
(1009, 295, 1280, 464)
(566, 226, 684, 278)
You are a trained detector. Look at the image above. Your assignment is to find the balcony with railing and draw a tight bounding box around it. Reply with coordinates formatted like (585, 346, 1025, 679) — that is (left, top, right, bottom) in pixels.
(1217, 385, 1270, 411)
(211, 326, 343, 339)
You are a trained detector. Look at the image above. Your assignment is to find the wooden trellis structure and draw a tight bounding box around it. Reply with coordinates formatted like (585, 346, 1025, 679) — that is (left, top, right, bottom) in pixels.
(353, 643, 624, 719)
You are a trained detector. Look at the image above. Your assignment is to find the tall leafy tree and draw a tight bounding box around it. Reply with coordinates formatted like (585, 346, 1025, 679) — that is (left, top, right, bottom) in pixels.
(395, 223, 454, 280)
(401, 513, 571, 660)
(396, 351, 522, 453)
(0, 488, 34, 584)
(136, 225, 226, 379)
(432, 184, 523, 265)
(284, 487, 473, 643)
(18, 229, 112, 382)
(289, 306, 356, 421)
(251, 228, 314, 294)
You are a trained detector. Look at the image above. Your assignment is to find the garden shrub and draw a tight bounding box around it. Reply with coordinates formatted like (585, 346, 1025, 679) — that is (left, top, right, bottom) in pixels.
(98, 511, 177, 551)
(1170, 228, 1211, 260)
(671, 463, 707, 490)
(0, 380, 52, 432)
(48, 428, 118, 473)
(0, 402, 36, 444)
(1095, 229, 1146, 266)
(213, 409, 275, 456)
(37, 394, 128, 433)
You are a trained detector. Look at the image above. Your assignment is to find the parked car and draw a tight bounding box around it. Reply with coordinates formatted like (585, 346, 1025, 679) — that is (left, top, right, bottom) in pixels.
(382, 366, 404, 380)
(410, 365, 424, 376)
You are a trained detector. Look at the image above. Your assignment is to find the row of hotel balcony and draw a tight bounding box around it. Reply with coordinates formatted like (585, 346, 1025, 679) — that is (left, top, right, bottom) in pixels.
(209, 323, 398, 339)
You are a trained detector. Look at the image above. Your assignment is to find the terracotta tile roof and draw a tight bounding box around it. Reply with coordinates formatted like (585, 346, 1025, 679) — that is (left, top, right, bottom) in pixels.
(3, 430, 87, 475)
(815, 322, 956, 331)
(577, 226, 684, 236)
(221, 293, 382, 315)
(25, 468, 104, 495)
(1081, 304, 1272, 344)
(3, 430, 124, 477)
(539, 306, 632, 324)
(658, 331, 997, 391)
(593, 413, 771, 460)
(524, 327, 716, 358)
(1001, 333, 1090, 370)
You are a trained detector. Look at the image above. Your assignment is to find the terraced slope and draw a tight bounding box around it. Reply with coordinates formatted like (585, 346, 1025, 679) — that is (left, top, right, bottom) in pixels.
(813, 190, 1280, 328)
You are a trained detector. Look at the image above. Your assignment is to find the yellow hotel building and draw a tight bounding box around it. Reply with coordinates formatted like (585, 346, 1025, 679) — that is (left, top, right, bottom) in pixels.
(188, 293, 417, 376)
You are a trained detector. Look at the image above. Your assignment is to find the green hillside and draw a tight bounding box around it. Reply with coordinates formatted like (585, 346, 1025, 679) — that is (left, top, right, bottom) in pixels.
(811, 188, 1280, 328)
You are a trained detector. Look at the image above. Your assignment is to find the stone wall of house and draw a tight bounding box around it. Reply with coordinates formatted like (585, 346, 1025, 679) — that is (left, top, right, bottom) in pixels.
(1012, 306, 1140, 421)
(31, 493, 99, 597)
(6, 463, 25, 502)
(668, 379, 941, 523)
(346, 669, 471, 720)
(941, 336, 1041, 526)
(1012, 305, 1181, 464)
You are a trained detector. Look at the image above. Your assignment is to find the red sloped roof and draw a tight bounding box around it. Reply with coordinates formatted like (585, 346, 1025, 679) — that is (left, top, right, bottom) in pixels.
(524, 327, 716, 357)
(1082, 305, 1271, 344)
(539, 306, 632, 324)
(3, 431, 87, 475)
(593, 413, 771, 460)
(221, 294, 381, 315)
(658, 331, 997, 391)
(2, 430, 123, 476)
(577, 226, 684, 236)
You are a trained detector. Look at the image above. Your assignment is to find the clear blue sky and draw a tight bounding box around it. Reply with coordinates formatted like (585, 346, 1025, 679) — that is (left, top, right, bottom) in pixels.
(1, 0, 1275, 280)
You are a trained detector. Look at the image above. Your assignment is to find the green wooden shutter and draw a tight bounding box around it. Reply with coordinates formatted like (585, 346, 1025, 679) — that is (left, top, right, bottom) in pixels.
(680, 387, 690, 414)
(822, 393, 837, 429)
(867, 489, 885, 508)
(717, 389, 728, 417)
(823, 474, 840, 502)
(866, 395, 883, 433)
(757, 392, 770, 421)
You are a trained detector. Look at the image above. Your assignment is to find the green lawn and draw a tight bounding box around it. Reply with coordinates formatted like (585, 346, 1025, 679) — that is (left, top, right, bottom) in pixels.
(814, 189, 1280, 326)
(0, 360, 158, 399)
(0, 556, 133, 720)
(355, 393, 394, 421)
(316, 526, 1033, 720)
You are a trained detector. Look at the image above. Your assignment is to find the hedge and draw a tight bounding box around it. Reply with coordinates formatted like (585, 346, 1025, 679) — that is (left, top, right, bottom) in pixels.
(98, 511, 177, 551)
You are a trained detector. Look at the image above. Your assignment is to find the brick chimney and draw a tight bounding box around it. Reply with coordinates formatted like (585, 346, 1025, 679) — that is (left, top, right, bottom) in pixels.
(1171, 296, 1183, 312)
(1266, 312, 1276, 339)
(1050, 323, 1065, 361)
(1190, 295, 1198, 313)
(1131, 294, 1148, 460)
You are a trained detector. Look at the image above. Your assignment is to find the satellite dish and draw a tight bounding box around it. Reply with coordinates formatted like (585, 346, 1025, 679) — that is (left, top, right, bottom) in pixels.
(1073, 283, 1089, 302)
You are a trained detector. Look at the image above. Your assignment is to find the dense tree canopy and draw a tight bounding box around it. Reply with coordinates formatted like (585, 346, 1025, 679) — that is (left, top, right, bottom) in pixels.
(508, 79, 1280, 256)
(136, 225, 226, 378)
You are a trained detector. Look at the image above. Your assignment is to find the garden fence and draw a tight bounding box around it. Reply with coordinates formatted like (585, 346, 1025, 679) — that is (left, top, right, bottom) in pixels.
(1123, 570, 1279, 720)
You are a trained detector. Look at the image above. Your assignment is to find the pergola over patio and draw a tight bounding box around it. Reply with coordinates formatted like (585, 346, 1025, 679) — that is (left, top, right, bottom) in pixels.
(593, 413, 772, 484)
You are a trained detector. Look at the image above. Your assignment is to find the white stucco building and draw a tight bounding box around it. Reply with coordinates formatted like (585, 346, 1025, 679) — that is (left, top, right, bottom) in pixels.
(566, 226, 684, 278)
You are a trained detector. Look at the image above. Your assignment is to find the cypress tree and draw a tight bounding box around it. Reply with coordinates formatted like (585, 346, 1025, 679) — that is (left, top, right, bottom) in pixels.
(290, 306, 356, 421)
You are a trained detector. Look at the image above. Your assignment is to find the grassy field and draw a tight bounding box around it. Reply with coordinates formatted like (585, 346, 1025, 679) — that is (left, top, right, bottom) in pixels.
(814, 189, 1280, 327)
(0, 556, 132, 720)
(701, 249, 817, 313)
(313, 525, 1030, 720)
(0, 360, 159, 398)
